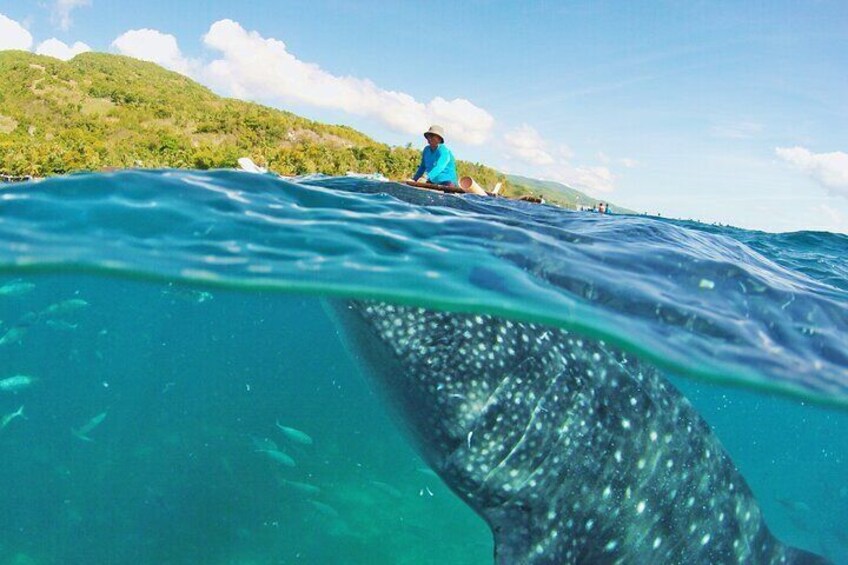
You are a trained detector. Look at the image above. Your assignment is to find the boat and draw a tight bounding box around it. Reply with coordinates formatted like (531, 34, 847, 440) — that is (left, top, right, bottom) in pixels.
(405, 176, 501, 197)
(1, 174, 36, 183)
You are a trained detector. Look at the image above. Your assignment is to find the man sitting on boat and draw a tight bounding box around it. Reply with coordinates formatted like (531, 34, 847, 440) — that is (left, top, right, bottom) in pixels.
(411, 125, 458, 187)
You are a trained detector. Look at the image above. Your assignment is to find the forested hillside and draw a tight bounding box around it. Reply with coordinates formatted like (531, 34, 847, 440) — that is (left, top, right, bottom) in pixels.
(0, 50, 624, 209)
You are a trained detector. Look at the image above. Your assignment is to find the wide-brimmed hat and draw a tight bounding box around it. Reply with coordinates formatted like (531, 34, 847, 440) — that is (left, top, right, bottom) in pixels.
(424, 125, 445, 143)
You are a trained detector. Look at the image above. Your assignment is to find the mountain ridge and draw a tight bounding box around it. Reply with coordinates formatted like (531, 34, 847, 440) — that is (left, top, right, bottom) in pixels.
(506, 174, 633, 213)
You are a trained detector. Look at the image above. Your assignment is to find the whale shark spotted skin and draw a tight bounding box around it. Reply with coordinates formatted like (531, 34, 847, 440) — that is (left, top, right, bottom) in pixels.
(329, 300, 829, 564)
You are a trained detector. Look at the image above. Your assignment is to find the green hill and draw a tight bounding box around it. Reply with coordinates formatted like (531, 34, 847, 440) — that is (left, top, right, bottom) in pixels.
(0, 50, 627, 210)
(506, 174, 632, 212)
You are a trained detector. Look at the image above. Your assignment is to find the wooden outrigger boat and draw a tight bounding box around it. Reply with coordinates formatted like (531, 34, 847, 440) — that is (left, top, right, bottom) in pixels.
(234, 158, 545, 204)
(404, 179, 467, 194)
(405, 176, 499, 197)
(406, 176, 544, 204)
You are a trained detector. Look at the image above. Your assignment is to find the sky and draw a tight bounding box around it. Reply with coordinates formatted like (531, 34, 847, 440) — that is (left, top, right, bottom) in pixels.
(1, 0, 846, 233)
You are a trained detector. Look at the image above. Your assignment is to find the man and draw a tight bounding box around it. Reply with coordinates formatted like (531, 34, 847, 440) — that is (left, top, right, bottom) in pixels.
(411, 125, 458, 187)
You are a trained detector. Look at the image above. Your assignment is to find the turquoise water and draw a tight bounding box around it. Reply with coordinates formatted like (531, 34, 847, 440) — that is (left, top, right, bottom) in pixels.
(0, 170, 846, 563)
(0, 277, 491, 564)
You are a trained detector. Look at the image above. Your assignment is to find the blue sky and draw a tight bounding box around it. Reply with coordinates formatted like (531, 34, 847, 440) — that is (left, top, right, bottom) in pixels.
(1, 0, 846, 233)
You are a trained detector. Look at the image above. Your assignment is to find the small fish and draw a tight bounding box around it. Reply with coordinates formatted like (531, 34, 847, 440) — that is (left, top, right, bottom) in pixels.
(42, 298, 89, 317)
(279, 478, 321, 496)
(18, 311, 38, 325)
(72, 411, 107, 442)
(1, 405, 25, 429)
(250, 436, 279, 452)
(45, 320, 79, 331)
(257, 448, 296, 467)
(370, 480, 402, 499)
(307, 500, 340, 519)
(775, 496, 812, 514)
(416, 467, 439, 478)
(275, 421, 313, 445)
(0, 326, 27, 347)
(774, 496, 815, 533)
(0, 280, 35, 297)
(0, 374, 36, 392)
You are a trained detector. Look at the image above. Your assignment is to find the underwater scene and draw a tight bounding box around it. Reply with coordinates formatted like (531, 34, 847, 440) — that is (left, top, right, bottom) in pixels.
(0, 170, 846, 564)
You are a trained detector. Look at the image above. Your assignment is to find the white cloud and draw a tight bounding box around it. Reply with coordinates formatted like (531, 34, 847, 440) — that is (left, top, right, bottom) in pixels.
(549, 163, 616, 194)
(200, 19, 494, 144)
(503, 125, 618, 193)
(0, 14, 89, 62)
(111, 29, 196, 76)
(426, 97, 494, 145)
(504, 124, 554, 165)
(36, 38, 91, 61)
(52, 0, 91, 31)
(571, 165, 615, 193)
(107, 21, 494, 144)
(619, 157, 638, 168)
(557, 145, 575, 160)
(0, 13, 33, 51)
(776, 146, 848, 197)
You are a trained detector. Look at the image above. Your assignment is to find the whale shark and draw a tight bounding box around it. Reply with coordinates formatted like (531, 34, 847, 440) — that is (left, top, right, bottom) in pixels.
(329, 299, 829, 564)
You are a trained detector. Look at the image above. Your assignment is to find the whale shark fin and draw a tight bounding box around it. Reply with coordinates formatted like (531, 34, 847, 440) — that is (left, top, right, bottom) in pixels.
(487, 505, 533, 564)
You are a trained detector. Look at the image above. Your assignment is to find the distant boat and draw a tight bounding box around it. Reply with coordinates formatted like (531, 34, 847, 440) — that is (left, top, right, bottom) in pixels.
(1, 174, 36, 183)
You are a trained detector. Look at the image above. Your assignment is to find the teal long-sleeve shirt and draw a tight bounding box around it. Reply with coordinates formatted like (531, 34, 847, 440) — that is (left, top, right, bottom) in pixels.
(414, 144, 458, 184)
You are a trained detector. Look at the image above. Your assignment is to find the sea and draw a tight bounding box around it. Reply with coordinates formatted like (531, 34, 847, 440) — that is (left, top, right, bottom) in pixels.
(0, 169, 846, 564)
